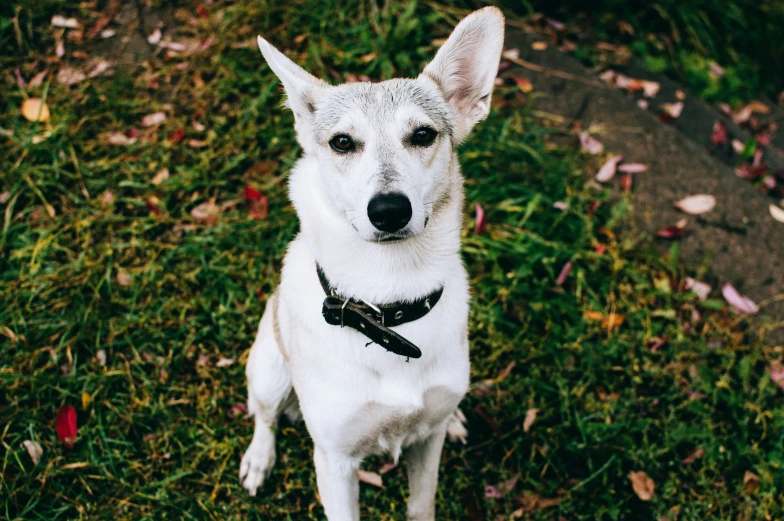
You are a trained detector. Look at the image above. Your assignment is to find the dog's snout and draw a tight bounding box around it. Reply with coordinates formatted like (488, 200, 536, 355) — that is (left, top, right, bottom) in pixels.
(367, 193, 412, 233)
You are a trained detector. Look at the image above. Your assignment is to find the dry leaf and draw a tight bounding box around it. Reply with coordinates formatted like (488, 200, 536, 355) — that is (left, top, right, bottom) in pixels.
(629, 471, 655, 501)
(555, 261, 572, 286)
(152, 168, 169, 185)
(641, 80, 660, 98)
(56, 39, 65, 58)
(531, 41, 547, 51)
(191, 198, 220, 224)
(58, 66, 86, 85)
(52, 15, 80, 28)
(617, 163, 648, 173)
(142, 111, 167, 127)
(147, 28, 162, 45)
(743, 471, 760, 494)
(769, 204, 784, 223)
(512, 76, 533, 93)
(674, 194, 716, 215)
(96, 349, 107, 366)
(116, 271, 132, 286)
(29, 71, 48, 88)
(722, 283, 759, 314)
(602, 313, 624, 330)
(596, 155, 623, 182)
(357, 469, 384, 489)
(711, 121, 728, 145)
(685, 277, 711, 301)
(0, 191, 11, 204)
(768, 360, 784, 390)
(501, 48, 520, 60)
(474, 203, 486, 235)
(579, 132, 604, 155)
(662, 101, 684, 118)
(21, 98, 50, 122)
(22, 440, 43, 464)
(104, 132, 136, 146)
(81, 391, 92, 410)
(523, 408, 539, 433)
(215, 357, 234, 367)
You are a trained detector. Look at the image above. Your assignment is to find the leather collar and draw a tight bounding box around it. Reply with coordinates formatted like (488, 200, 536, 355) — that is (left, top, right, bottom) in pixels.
(317, 264, 443, 360)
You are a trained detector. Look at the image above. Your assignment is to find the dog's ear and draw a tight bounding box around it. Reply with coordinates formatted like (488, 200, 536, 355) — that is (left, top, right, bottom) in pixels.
(257, 36, 328, 123)
(421, 7, 504, 142)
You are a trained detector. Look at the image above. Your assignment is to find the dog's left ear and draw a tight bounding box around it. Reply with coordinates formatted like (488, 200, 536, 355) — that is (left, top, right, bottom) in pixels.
(421, 7, 505, 142)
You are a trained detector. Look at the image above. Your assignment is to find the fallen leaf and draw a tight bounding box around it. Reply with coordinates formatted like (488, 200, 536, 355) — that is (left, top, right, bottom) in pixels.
(191, 198, 220, 224)
(0, 191, 10, 203)
(579, 132, 604, 155)
(116, 271, 132, 286)
(56, 405, 78, 448)
(768, 360, 784, 390)
(197, 5, 208, 18)
(215, 357, 234, 367)
(629, 471, 655, 501)
(197, 353, 212, 368)
(187, 139, 207, 148)
(641, 80, 660, 98)
(553, 201, 568, 211)
(378, 461, 398, 474)
(662, 101, 684, 119)
(523, 408, 539, 433)
(512, 76, 533, 93)
(675, 90, 686, 100)
(52, 15, 80, 28)
(594, 243, 607, 254)
(229, 403, 248, 418)
(100, 190, 113, 204)
(531, 41, 547, 51)
(29, 71, 48, 88)
(711, 121, 728, 145)
(656, 226, 690, 239)
(147, 28, 162, 45)
(486, 477, 517, 499)
(15, 68, 27, 89)
(636, 99, 648, 110)
(617, 163, 648, 173)
(602, 313, 624, 330)
(615, 74, 640, 91)
(769, 203, 784, 223)
(81, 391, 91, 410)
(501, 48, 520, 61)
(599, 70, 616, 83)
(516, 492, 560, 513)
(56, 39, 65, 57)
(57, 66, 86, 85)
(596, 155, 623, 182)
(674, 194, 716, 215)
(141, 111, 167, 127)
(192, 120, 206, 132)
(104, 132, 136, 146)
(357, 469, 384, 489)
(474, 203, 486, 235)
(21, 98, 50, 122)
(484, 485, 503, 499)
(620, 173, 633, 191)
(682, 448, 704, 464)
(22, 440, 43, 464)
(555, 261, 572, 286)
(743, 471, 760, 494)
(152, 168, 169, 185)
(101, 28, 116, 38)
(96, 349, 107, 366)
(722, 283, 759, 314)
(169, 128, 185, 142)
(685, 277, 711, 301)
(709, 61, 725, 78)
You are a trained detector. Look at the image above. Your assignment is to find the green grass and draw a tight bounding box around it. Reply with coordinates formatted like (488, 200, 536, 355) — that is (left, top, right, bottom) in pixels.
(1, 1, 783, 520)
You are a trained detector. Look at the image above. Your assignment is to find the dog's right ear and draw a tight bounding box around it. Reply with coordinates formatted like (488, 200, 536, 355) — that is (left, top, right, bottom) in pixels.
(257, 36, 329, 122)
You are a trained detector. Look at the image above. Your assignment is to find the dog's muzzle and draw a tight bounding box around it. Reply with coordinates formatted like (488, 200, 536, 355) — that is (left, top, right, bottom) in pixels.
(317, 264, 443, 360)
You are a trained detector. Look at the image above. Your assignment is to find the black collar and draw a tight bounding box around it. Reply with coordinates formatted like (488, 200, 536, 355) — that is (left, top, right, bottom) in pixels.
(317, 264, 444, 360)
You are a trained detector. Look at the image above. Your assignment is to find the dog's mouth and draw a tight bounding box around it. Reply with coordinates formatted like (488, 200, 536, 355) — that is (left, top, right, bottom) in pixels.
(372, 231, 411, 243)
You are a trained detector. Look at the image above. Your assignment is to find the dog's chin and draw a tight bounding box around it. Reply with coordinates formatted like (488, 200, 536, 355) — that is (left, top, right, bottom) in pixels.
(370, 231, 413, 244)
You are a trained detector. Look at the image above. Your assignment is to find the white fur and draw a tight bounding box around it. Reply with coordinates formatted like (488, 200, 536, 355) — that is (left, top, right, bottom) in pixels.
(241, 8, 504, 520)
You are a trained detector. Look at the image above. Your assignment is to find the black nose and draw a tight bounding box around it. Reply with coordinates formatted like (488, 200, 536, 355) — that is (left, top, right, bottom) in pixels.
(367, 193, 412, 233)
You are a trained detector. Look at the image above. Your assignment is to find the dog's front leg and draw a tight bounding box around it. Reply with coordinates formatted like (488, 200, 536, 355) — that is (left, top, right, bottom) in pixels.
(405, 422, 448, 521)
(314, 446, 360, 521)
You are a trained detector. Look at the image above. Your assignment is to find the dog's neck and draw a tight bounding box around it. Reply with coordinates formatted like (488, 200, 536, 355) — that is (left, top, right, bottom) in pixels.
(290, 156, 465, 305)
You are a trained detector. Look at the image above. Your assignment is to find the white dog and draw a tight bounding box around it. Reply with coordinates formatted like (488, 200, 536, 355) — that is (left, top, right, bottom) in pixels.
(240, 7, 504, 520)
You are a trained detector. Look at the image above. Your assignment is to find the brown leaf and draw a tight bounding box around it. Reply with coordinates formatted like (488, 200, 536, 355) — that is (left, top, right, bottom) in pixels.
(151, 168, 169, 185)
(523, 408, 539, 433)
(629, 470, 655, 501)
(531, 41, 547, 51)
(743, 471, 760, 494)
(512, 76, 533, 93)
(21, 98, 50, 122)
(22, 440, 43, 464)
(190, 198, 220, 224)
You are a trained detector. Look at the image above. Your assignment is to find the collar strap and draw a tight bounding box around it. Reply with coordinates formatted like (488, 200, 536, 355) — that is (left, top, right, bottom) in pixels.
(316, 264, 444, 360)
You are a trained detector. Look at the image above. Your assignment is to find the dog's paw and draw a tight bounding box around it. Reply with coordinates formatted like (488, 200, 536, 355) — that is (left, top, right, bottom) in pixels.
(446, 407, 468, 445)
(239, 441, 276, 496)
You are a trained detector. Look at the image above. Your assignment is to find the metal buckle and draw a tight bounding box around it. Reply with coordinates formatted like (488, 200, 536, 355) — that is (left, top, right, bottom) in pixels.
(340, 298, 350, 327)
(359, 298, 383, 325)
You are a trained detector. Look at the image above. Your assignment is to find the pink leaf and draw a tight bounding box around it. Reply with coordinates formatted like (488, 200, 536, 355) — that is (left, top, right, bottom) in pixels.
(732, 139, 745, 154)
(555, 261, 572, 286)
(641, 80, 660, 98)
(141, 111, 167, 127)
(22, 440, 44, 464)
(637, 99, 649, 110)
(474, 203, 486, 235)
(56, 39, 65, 58)
(58, 66, 86, 85)
(682, 448, 705, 464)
(553, 201, 568, 211)
(484, 485, 503, 499)
(770, 204, 784, 223)
(56, 405, 78, 448)
(229, 403, 248, 418)
(357, 470, 384, 489)
(147, 28, 162, 45)
(579, 132, 604, 155)
(685, 277, 711, 301)
(768, 360, 784, 390)
(721, 283, 759, 314)
(29, 71, 48, 88)
(51, 15, 80, 29)
(523, 408, 539, 432)
(617, 163, 648, 173)
(14, 68, 27, 89)
(674, 194, 716, 215)
(596, 155, 623, 182)
(662, 101, 684, 119)
(152, 168, 169, 185)
(710, 121, 728, 146)
(215, 357, 234, 367)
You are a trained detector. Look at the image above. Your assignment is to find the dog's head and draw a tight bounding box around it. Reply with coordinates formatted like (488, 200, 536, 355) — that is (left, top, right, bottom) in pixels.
(258, 7, 504, 243)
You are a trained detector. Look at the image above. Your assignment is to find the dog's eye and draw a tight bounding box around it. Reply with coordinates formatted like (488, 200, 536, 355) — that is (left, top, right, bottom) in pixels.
(411, 127, 437, 147)
(329, 135, 354, 153)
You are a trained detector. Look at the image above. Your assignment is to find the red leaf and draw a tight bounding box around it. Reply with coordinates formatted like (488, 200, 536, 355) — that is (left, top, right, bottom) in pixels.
(620, 173, 633, 191)
(56, 405, 78, 448)
(474, 203, 486, 235)
(656, 226, 690, 239)
(594, 243, 607, 254)
(196, 5, 208, 18)
(229, 403, 248, 418)
(244, 186, 262, 201)
(710, 121, 728, 145)
(146, 199, 162, 216)
(249, 195, 269, 220)
(169, 128, 185, 143)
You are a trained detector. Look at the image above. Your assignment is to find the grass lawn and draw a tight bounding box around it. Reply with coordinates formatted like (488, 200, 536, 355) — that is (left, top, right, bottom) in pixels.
(2, 1, 783, 520)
